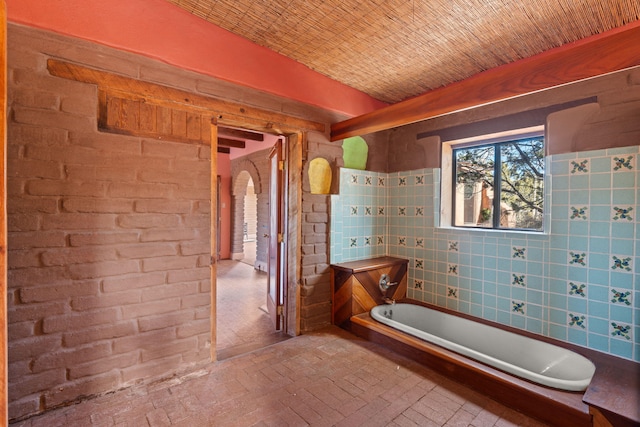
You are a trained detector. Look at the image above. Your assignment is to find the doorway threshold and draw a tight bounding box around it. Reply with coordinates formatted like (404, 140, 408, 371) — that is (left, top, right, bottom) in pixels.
(216, 331, 290, 360)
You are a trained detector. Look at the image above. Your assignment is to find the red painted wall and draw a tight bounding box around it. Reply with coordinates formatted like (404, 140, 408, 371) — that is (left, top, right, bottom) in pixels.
(7, 0, 386, 117)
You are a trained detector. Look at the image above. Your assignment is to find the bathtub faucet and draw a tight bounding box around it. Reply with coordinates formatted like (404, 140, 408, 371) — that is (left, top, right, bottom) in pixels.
(383, 297, 396, 305)
(378, 274, 398, 293)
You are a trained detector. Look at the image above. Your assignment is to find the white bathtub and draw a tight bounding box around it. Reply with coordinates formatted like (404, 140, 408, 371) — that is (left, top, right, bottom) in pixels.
(370, 303, 595, 391)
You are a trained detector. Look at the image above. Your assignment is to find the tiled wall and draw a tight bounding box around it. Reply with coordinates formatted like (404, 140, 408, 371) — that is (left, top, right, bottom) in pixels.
(330, 146, 639, 362)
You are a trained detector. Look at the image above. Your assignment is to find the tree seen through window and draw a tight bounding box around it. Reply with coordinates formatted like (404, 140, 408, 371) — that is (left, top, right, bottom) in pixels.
(453, 136, 544, 231)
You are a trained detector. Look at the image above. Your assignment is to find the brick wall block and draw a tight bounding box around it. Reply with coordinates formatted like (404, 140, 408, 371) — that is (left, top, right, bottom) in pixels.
(314, 243, 328, 255)
(142, 255, 199, 273)
(180, 241, 210, 256)
(302, 253, 327, 266)
(140, 228, 197, 243)
(117, 243, 178, 260)
(138, 168, 203, 186)
(303, 233, 326, 244)
(180, 293, 210, 309)
(138, 310, 195, 332)
(41, 247, 118, 267)
(9, 158, 62, 179)
(8, 198, 59, 215)
(8, 266, 70, 288)
(10, 123, 69, 147)
(71, 289, 142, 311)
(13, 106, 95, 133)
(8, 301, 67, 324)
(12, 88, 60, 110)
(140, 282, 198, 303)
(117, 214, 181, 229)
(43, 308, 121, 334)
(43, 371, 121, 410)
(135, 199, 191, 214)
(41, 213, 117, 230)
(170, 186, 210, 200)
(107, 182, 174, 199)
(69, 231, 139, 247)
(176, 319, 210, 339)
(102, 272, 167, 293)
(9, 368, 66, 402)
(69, 259, 140, 280)
(121, 298, 181, 320)
(62, 198, 134, 214)
(20, 280, 100, 304)
(7, 395, 40, 422)
(120, 355, 182, 385)
(305, 212, 328, 223)
(8, 335, 61, 362)
(32, 342, 112, 373)
(142, 140, 200, 159)
(8, 249, 41, 269)
(112, 329, 176, 355)
(68, 352, 139, 381)
(62, 321, 138, 348)
(314, 223, 327, 234)
(8, 214, 40, 232)
(8, 321, 34, 342)
(140, 336, 198, 362)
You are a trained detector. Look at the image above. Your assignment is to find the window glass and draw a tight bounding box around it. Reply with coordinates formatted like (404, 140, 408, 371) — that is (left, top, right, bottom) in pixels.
(453, 136, 544, 231)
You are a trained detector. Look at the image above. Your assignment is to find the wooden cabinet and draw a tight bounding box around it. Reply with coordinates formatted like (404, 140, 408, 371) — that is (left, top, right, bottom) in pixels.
(330, 256, 408, 326)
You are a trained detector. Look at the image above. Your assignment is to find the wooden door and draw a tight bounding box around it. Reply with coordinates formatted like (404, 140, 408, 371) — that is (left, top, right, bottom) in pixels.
(267, 139, 285, 330)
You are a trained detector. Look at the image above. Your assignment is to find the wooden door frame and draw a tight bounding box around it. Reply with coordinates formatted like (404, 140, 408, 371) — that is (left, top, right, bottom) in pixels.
(1, 0, 8, 421)
(210, 121, 302, 360)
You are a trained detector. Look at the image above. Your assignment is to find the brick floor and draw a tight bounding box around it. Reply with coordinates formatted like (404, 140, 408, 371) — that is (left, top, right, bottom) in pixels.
(11, 326, 550, 426)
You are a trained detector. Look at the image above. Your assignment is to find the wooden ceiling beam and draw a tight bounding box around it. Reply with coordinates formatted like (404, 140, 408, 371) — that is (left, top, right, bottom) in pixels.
(218, 127, 264, 141)
(217, 146, 231, 154)
(218, 137, 246, 149)
(330, 21, 640, 141)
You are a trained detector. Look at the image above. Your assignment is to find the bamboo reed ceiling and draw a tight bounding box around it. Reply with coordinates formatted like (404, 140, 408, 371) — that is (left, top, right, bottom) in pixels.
(165, 0, 640, 104)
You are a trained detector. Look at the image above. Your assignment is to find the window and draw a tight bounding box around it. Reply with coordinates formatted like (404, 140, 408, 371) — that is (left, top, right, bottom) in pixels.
(440, 126, 545, 232)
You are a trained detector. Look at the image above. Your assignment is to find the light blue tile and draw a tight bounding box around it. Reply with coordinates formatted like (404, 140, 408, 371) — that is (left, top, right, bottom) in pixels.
(569, 221, 588, 236)
(568, 266, 588, 281)
(568, 298, 587, 313)
(588, 300, 610, 318)
(590, 173, 611, 189)
(552, 190, 569, 204)
(549, 323, 568, 341)
(590, 157, 612, 173)
(589, 206, 611, 221)
(553, 175, 569, 190)
(611, 239, 634, 256)
(589, 221, 611, 237)
(612, 222, 634, 239)
(570, 189, 589, 204)
(589, 317, 610, 334)
(609, 339, 633, 359)
(589, 237, 610, 254)
(588, 270, 610, 287)
(610, 305, 632, 323)
(589, 253, 611, 270)
(610, 271, 633, 290)
(551, 220, 569, 234)
(590, 190, 612, 205)
(612, 189, 635, 205)
(588, 334, 609, 353)
(613, 172, 635, 188)
(568, 328, 588, 346)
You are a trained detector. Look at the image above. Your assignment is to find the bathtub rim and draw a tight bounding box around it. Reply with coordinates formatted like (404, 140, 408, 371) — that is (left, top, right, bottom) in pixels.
(347, 298, 640, 427)
(369, 302, 596, 391)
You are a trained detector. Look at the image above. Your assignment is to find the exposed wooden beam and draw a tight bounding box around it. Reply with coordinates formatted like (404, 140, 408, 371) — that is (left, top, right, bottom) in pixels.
(217, 146, 231, 154)
(218, 126, 264, 141)
(47, 59, 326, 134)
(330, 21, 640, 141)
(218, 137, 245, 149)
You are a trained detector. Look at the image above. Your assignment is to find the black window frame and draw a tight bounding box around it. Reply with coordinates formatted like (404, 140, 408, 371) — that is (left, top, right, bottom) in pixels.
(452, 135, 545, 232)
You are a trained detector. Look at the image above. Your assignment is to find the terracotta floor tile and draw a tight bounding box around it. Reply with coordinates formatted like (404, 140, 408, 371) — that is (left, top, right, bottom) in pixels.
(12, 262, 551, 426)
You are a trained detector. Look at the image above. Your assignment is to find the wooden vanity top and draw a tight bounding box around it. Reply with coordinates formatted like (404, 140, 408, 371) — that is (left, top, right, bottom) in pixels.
(330, 256, 408, 273)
